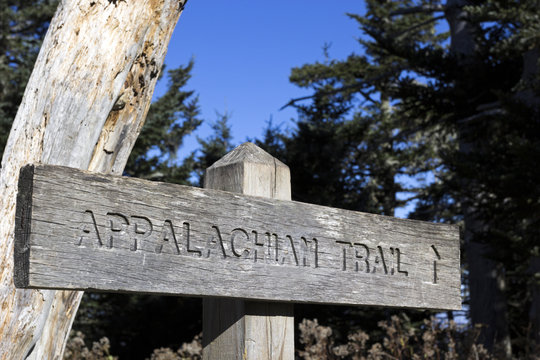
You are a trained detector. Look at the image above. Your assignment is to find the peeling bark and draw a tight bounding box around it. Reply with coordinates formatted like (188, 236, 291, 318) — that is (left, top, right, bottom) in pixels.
(0, 0, 186, 358)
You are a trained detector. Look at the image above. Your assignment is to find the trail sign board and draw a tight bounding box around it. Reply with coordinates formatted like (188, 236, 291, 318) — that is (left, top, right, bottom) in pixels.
(14, 163, 461, 310)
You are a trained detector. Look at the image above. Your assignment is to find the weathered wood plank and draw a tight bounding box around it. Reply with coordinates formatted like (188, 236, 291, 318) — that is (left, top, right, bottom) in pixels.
(202, 142, 294, 360)
(15, 163, 461, 310)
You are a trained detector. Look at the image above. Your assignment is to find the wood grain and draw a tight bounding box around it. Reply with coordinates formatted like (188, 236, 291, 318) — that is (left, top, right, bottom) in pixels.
(15, 163, 462, 310)
(202, 142, 294, 360)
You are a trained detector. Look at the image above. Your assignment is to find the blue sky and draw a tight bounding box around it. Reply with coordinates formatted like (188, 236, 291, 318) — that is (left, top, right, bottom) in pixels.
(154, 0, 365, 151)
(152, 1, 434, 218)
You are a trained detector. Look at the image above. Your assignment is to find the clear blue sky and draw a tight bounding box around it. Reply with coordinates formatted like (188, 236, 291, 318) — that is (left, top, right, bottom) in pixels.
(154, 0, 365, 152)
(153, 1, 426, 218)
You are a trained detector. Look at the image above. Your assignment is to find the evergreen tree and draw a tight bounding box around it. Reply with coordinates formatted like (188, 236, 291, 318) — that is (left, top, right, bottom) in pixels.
(254, 3, 449, 340)
(0, 0, 58, 160)
(275, 0, 540, 357)
(279, 0, 448, 215)
(194, 111, 234, 186)
(125, 60, 202, 184)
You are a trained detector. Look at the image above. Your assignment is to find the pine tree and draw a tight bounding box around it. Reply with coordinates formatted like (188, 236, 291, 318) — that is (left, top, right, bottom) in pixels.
(254, 1, 449, 339)
(281, 0, 448, 215)
(0, 0, 58, 160)
(125, 60, 202, 184)
(277, 0, 540, 356)
(194, 111, 234, 186)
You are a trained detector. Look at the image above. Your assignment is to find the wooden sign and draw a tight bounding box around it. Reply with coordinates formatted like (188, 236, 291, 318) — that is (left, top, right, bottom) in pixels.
(14, 164, 461, 310)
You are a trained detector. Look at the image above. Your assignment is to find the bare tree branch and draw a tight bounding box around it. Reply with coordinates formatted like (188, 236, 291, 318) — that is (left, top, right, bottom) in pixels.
(390, 4, 446, 17)
(392, 15, 446, 38)
(358, 88, 381, 106)
(280, 83, 360, 110)
(280, 68, 405, 110)
(457, 108, 505, 124)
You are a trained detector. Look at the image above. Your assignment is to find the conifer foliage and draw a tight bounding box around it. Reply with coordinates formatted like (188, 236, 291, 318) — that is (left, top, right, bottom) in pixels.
(124, 60, 202, 184)
(270, 0, 540, 357)
(0, 0, 58, 161)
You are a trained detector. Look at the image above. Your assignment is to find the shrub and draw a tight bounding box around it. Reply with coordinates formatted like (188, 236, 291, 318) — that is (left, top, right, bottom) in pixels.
(64, 331, 117, 360)
(297, 315, 493, 360)
(65, 316, 498, 359)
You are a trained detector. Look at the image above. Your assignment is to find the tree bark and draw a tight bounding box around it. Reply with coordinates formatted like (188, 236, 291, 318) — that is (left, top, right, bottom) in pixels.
(0, 1, 185, 359)
(445, 0, 512, 357)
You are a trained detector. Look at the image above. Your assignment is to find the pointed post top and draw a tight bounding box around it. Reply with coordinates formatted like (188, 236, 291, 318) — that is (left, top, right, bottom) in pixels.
(208, 142, 287, 168)
(204, 142, 291, 200)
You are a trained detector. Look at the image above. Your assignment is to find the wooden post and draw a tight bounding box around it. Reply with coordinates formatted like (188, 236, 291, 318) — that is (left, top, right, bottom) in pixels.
(202, 142, 295, 360)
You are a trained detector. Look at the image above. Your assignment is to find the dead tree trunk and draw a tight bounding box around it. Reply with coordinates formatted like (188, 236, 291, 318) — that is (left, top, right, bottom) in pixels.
(0, 1, 186, 359)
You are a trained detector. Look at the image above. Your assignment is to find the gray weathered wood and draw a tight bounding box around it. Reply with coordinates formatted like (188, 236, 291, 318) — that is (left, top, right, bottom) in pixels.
(202, 142, 294, 360)
(14, 162, 461, 310)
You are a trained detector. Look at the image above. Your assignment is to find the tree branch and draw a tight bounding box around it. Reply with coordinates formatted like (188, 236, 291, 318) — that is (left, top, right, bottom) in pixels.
(280, 67, 405, 110)
(390, 4, 446, 17)
(357, 88, 381, 106)
(457, 108, 505, 124)
(392, 15, 446, 39)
